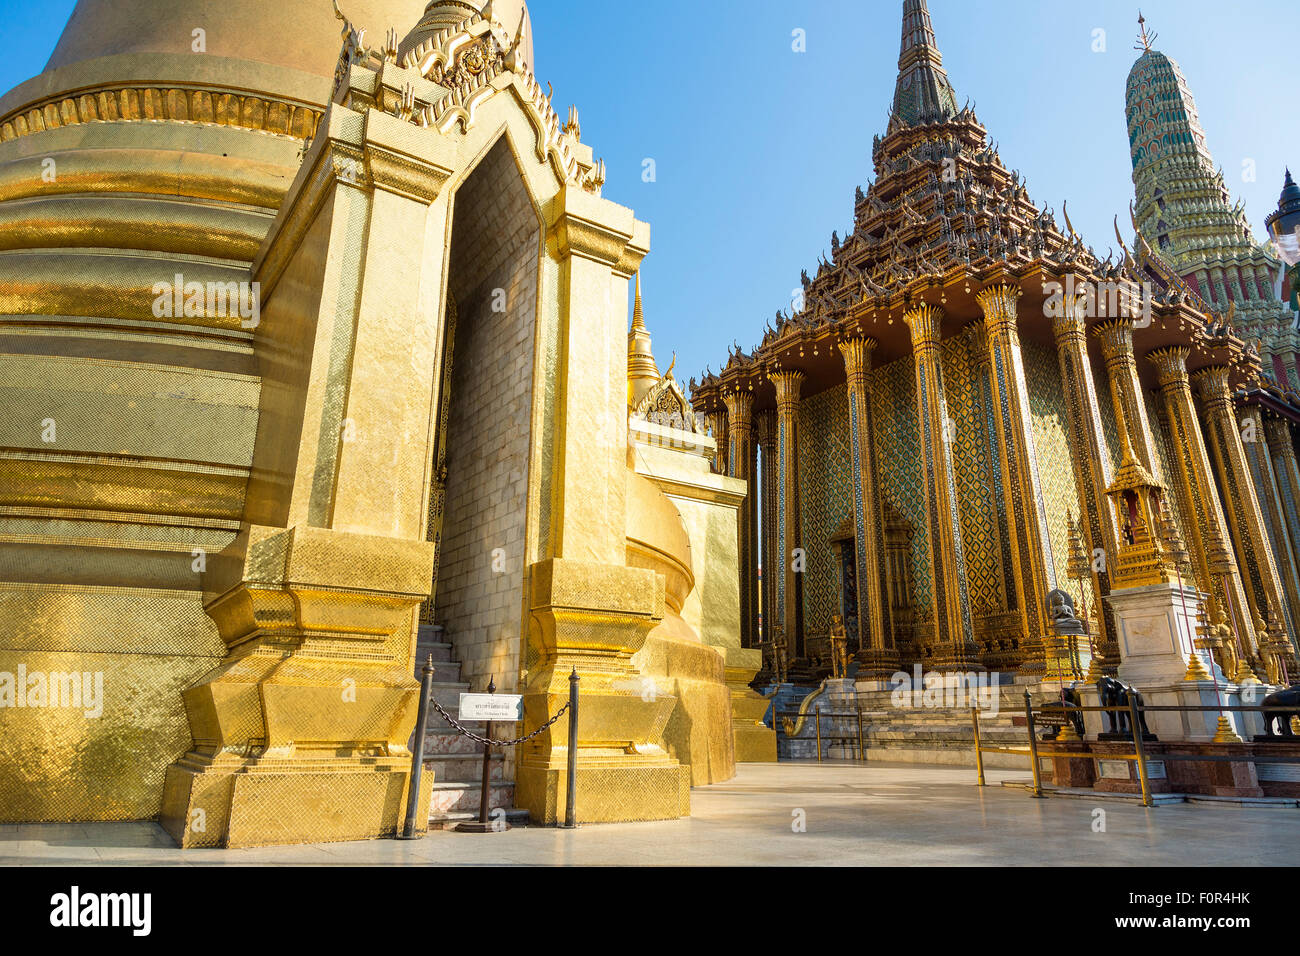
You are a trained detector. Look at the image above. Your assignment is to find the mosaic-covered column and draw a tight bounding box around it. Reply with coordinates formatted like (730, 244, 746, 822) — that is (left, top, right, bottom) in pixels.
(967, 322, 1019, 656)
(1195, 366, 1296, 678)
(755, 410, 778, 645)
(902, 303, 978, 669)
(1266, 416, 1300, 678)
(708, 409, 728, 474)
(1240, 407, 1300, 646)
(1147, 347, 1257, 668)
(1051, 295, 1121, 673)
(838, 335, 896, 678)
(724, 387, 758, 650)
(771, 369, 805, 658)
(975, 284, 1058, 675)
(1095, 320, 1164, 481)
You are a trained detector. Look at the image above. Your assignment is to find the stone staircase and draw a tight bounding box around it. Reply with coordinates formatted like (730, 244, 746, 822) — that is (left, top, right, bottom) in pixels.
(766, 680, 1048, 769)
(415, 624, 530, 830)
(852, 685, 1040, 768)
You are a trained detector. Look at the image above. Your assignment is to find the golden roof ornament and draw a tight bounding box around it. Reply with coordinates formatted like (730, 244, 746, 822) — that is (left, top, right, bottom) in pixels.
(627, 272, 661, 408)
(1135, 11, 1157, 53)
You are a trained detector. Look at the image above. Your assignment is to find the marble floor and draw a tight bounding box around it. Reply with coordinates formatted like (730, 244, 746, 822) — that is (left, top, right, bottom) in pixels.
(3, 761, 1297, 866)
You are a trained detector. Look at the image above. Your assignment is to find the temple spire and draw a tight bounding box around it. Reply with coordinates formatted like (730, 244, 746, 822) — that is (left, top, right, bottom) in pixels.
(890, 0, 959, 126)
(627, 272, 659, 408)
(1135, 11, 1157, 52)
(631, 271, 646, 332)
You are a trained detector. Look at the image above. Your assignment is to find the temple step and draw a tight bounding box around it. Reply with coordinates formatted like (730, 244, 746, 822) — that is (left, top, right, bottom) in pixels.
(415, 625, 524, 828)
(429, 781, 518, 815)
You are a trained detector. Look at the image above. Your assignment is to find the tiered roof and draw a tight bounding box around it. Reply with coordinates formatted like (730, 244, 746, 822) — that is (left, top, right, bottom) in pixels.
(692, 1, 1256, 419)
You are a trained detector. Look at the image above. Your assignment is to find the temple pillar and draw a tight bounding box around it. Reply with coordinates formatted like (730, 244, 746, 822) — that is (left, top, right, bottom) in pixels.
(902, 303, 978, 670)
(1266, 416, 1300, 680)
(1195, 366, 1298, 681)
(514, 186, 689, 824)
(966, 321, 1020, 667)
(975, 284, 1061, 677)
(1266, 416, 1300, 636)
(1095, 320, 1164, 481)
(755, 410, 778, 648)
(771, 369, 805, 658)
(1051, 295, 1122, 674)
(1241, 408, 1300, 647)
(708, 410, 728, 474)
(1147, 347, 1259, 677)
(723, 387, 758, 650)
(838, 335, 897, 680)
(158, 108, 457, 848)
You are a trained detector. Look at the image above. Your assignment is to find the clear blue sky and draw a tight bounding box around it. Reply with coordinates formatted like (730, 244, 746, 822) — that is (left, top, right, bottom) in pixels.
(4, 0, 1296, 386)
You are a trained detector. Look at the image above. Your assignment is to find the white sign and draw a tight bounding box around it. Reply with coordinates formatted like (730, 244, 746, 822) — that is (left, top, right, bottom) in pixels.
(459, 693, 523, 721)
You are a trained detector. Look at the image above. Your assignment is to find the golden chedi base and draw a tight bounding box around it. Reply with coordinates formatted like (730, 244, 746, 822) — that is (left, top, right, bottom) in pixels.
(160, 525, 436, 847)
(514, 558, 690, 824)
(725, 648, 778, 763)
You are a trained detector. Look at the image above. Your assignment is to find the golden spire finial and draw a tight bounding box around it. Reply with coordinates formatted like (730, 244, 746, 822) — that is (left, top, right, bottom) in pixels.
(631, 271, 646, 332)
(1136, 11, 1157, 52)
(627, 272, 659, 407)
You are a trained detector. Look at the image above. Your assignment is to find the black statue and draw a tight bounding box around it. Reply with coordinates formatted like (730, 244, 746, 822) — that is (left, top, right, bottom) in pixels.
(1260, 684, 1300, 738)
(1097, 676, 1154, 739)
(1040, 687, 1084, 740)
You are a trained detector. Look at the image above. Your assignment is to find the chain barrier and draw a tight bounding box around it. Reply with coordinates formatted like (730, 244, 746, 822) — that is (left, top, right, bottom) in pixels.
(429, 694, 569, 747)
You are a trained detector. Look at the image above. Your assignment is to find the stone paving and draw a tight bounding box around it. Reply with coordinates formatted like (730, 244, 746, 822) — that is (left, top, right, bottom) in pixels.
(3, 761, 1297, 866)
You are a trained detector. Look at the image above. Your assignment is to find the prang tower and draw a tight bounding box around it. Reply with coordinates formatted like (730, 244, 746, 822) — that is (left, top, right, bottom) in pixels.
(1125, 15, 1299, 387)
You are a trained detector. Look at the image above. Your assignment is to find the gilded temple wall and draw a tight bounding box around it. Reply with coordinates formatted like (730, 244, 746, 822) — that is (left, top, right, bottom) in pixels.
(796, 383, 852, 636)
(1023, 338, 1082, 610)
(871, 352, 930, 617)
(944, 327, 1006, 618)
(793, 335, 1103, 651)
(434, 139, 540, 705)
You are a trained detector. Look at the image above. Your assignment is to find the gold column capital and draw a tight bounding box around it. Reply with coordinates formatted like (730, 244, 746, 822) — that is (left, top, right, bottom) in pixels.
(722, 386, 754, 429)
(1264, 415, 1294, 448)
(754, 408, 776, 447)
(837, 335, 879, 382)
(975, 282, 1023, 333)
(1050, 292, 1091, 343)
(1147, 345, 1192, 388)
(770, 368, 805, 410)
(549, 186, 640, 269)
(1191, 364, 1233, 404)
(902, 302, 944, 346)
(1093, 318, 1136, 366)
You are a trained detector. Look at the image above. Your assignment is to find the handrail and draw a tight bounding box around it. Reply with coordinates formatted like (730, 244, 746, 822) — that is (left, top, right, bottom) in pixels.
(971, 690, 1300, 809)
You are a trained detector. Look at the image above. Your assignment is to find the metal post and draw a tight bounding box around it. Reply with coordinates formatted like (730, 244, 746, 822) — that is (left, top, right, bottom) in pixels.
(478, 679, 495, 826)
(1025, 690, 1043, 798)
(1129, 693, 1152, 807)
(561, 668, 579, 829)
(399, 654, 436, 839)
(815, 710, 822, 763)
(971, 706, 985, 787)
(456, 676, 508, 833)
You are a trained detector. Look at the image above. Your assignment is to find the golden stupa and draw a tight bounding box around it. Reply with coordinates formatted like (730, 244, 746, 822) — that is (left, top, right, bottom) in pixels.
(0, 0, 765, 847)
